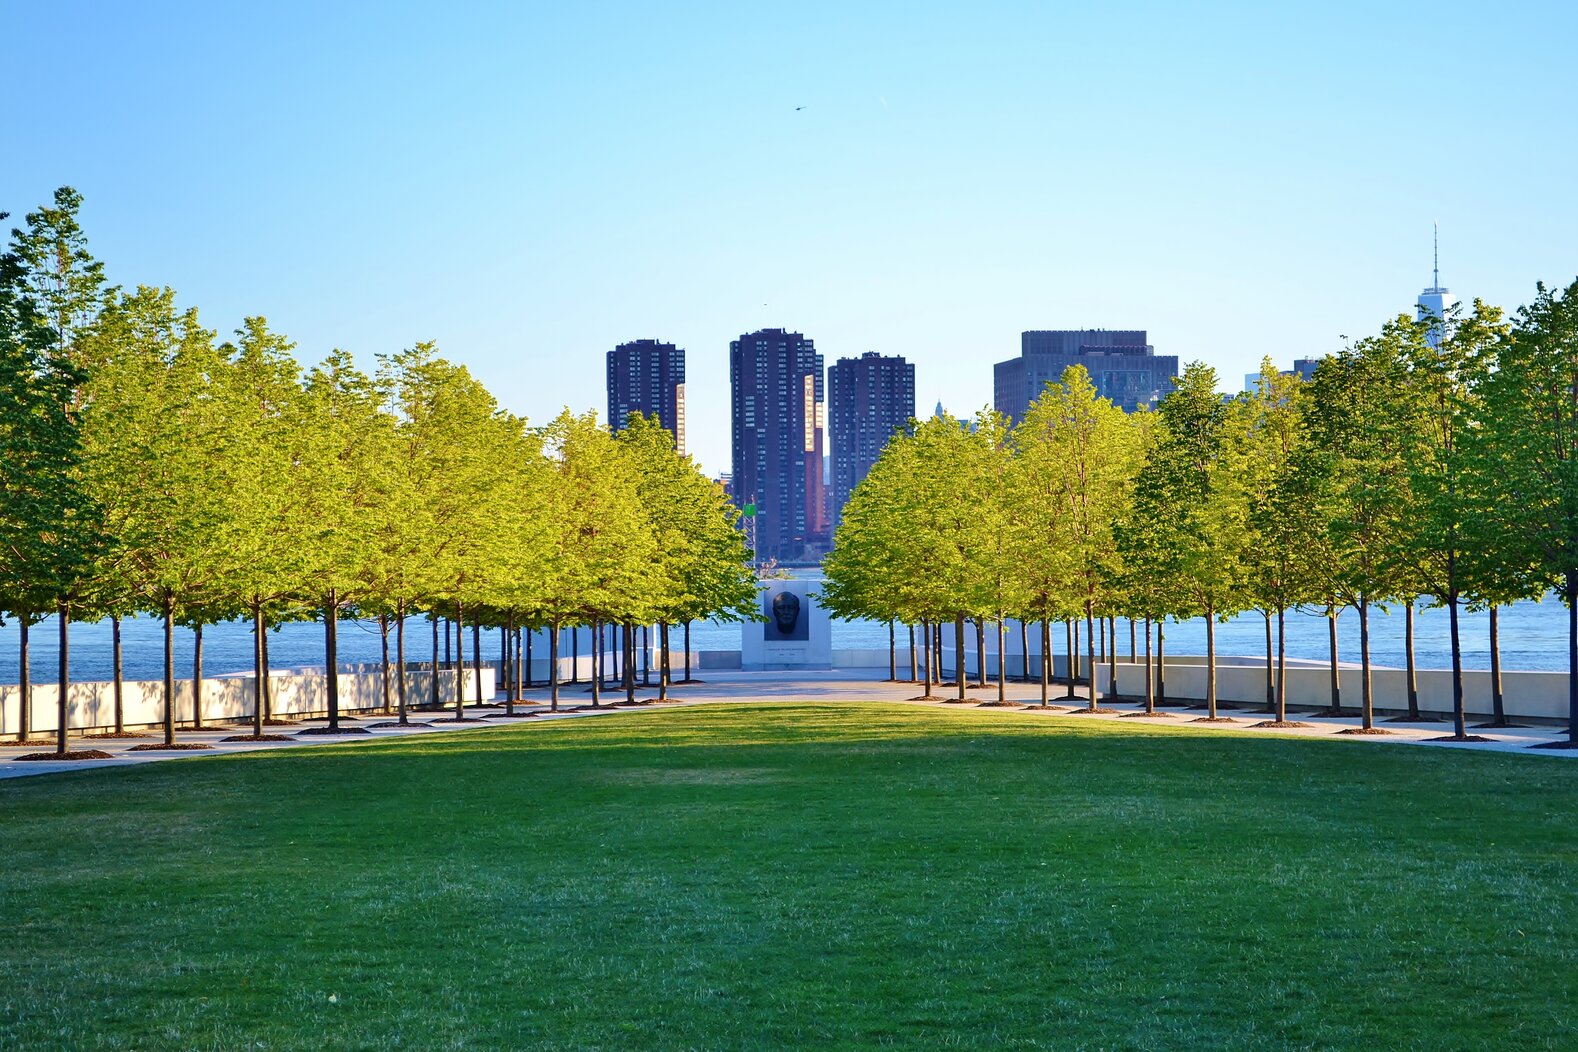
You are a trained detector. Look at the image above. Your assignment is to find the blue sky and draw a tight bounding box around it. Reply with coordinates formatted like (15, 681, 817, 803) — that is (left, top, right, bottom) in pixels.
(6, 1, 1575, 475)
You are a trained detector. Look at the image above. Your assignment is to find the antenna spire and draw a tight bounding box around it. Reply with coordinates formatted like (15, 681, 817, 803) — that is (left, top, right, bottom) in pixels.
(1433, 221, 1440, 289)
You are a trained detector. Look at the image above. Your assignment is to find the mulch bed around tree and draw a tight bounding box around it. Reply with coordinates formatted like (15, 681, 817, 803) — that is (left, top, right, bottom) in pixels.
(1189, 717, 1238, 724)
(483, 712, 539, 718)
(300, 715, 362, 723)
(907, 695, 946, 702)
(940, 698, 976, 705)
(976, 700, 1027, 708)
(1474, 721, 1524, 729)
(1530, 740, 1578, 750)
(1425, 734, 1498, 744)
(3, 740, 59, 748)
(1066, 708, 1123, 716)
(612, 700, 655, 707)
(432, 717, 489, 723)
(1336, 726, 1392, 735)
(1384, 715, 1439, 724)
(15, 749, 115, 761)
(128, 742, 214, 751)
(81, 731, 154, 739)
(219, 734, 296, 743)
(296, 727, 373, 736)
(1120, 711, 1176, 718)
(366, 721, 431, 728)
(1255, 720, 1317, 729)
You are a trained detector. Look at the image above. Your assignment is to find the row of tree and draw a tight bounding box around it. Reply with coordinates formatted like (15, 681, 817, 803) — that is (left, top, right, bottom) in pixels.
(826, 283, 1578, 746)
(1, 188, 759, 755)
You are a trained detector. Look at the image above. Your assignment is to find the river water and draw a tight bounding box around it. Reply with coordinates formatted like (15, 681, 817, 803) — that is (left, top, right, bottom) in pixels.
(0, 592, 1567, 683)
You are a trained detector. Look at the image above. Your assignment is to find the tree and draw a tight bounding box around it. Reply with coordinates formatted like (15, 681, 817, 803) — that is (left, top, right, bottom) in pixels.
(1238, 361, 1328, 728)
(1475, 278, 1578, 747)
(78, 287, 229, 749)
(1132, 362, 1248, 721)
(1012, 366, 1141, 712)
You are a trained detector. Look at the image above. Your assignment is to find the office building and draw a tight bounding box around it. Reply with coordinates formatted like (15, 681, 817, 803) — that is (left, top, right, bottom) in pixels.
(607, 339, 686, 454)
(729, 328, 827, 563)
(1417, 225, 1458, 348)
(994, 329, 1178, 424)
(828, 352, 915, 529)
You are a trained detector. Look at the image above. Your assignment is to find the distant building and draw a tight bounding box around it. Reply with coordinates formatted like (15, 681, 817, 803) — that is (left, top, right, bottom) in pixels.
(828, 352, 915, 530)
(729, 328, 828, 562)
(1243, 357, 1323, 393)
(607, 339, 686, 454)
(994, 330, 1178, 424)
(1416, 225, 1458, 348)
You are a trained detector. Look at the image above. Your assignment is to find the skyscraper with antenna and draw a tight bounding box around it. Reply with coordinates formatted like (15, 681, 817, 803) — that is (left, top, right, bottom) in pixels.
(1416, 222, 1458, 348)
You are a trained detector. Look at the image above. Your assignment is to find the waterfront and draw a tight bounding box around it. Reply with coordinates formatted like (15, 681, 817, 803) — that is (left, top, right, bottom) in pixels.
(0, 594, 1566, 684)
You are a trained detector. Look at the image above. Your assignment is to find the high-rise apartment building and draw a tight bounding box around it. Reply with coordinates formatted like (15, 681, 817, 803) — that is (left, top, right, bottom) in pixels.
(994, 330, 1178, 424)
(828, 352, 915, 529)
(729, 328, 827, 563)
(607, 339, 686, 454)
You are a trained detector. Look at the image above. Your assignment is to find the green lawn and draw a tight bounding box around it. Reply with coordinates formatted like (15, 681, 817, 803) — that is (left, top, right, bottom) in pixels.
(2, 703, 1575, 1050)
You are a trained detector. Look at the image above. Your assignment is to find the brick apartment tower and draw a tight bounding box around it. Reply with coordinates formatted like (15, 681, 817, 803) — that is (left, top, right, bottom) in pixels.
(607, 339, 686, 454)
(828, 352, 915, 530)
(729, 328, 827, 563)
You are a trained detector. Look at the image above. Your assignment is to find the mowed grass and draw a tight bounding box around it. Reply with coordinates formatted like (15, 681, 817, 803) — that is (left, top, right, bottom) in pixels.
(2, 704, 1575, 1050)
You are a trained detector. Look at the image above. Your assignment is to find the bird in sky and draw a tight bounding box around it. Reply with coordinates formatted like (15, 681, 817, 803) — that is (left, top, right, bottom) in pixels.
(795, 106, 804, 111)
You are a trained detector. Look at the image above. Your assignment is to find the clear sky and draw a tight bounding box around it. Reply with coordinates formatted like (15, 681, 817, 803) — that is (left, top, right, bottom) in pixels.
(6, 1, 1575, 476)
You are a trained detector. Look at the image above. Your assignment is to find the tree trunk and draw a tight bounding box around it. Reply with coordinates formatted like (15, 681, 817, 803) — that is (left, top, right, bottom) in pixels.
(1085, 604, 1098, 712)
(659, 621, 670, 701)
(888, 621, 896, 682)
(378, 615, 391, 715)
(397, 601, 409, 724)
(549, 622, 560, 712)
(1021, 620, 1030, 681)
(1156, 619, 1167, 705)
(996, 618, 1007, 703)
(112, 615, 124, 736)
(1263, 612, 1274, 712)
(1129, 618, 1137, 662)
(590, 622, 602, 706)
(684, 621, 692, 682)
(453, 603, 467, 720)
(504, 612, 516, 714)
(252, 604, 265, 736)
(1405, 603, 1421, 719)
(525, 625, 533, 688)
(443, 617, 451, 666)
(1489, 604, 1507, 725)
(1064, 619, 1077, 698)
(1327, 605, 1342, 715)
(325, 591, 341, 731)
(17, 616, 30, 742)
(1107, 618, 1119, 701)
(1568, 573, 1577, 743)
(975, 619, 987, 688)
(162, 599, 176, 746)
(191, 623, 204, 729)
(570, 625, 580, 685)
(1275, 605, 1288, 723)
(261, 617, 273, 721)
(920, 619, 933, 697)
(625, 622, 637, 704)
(430, 614, 440, 709)
(909, 624, 918, 683)
(55, 604, 69, 754)
(1040, 620, 1051, 707)
(1205, 605, 1218, 719)
(1448, 595, 1466, 738)
(954, 614, 967, 700)
(641, 624, 651, 687)
(1359, 597, 1374, 730)
(1144, 617, 1155, 714)
(472, 620, 483, 706)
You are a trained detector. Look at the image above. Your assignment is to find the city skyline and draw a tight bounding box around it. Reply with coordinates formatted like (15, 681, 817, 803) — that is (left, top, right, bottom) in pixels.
(5, 4, 1572, 478)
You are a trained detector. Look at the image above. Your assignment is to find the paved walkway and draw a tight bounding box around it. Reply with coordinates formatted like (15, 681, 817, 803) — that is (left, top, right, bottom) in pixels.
(2, 670, 1573, 780)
